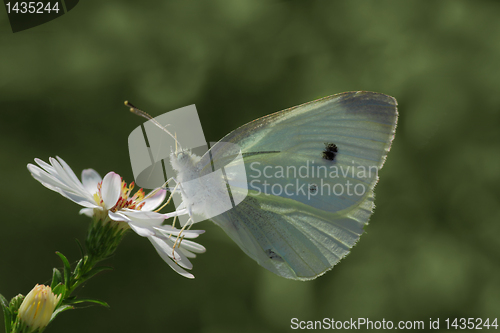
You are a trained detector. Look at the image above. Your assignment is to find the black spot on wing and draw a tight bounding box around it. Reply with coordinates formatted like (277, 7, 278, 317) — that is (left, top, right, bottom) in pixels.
(322, 142, 338, 161)
(265, 249, 284, 262)
(309, 184, 317, 193)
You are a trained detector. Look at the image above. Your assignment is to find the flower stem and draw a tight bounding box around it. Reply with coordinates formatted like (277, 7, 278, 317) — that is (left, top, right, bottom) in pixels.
(1, 214, 128, 333)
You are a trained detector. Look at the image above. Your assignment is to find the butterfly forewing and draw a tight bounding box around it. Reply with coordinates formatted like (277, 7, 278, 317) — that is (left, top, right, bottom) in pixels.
(206, 91, 397, 279)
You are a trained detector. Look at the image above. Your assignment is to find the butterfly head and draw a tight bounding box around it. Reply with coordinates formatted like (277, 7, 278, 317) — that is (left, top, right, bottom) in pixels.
(170, 149, 200, 175)
(175, 150, 190, 162)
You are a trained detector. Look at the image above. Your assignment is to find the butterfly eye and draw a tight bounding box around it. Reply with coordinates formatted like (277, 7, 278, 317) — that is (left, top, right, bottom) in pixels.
(177, 151, 189, 161)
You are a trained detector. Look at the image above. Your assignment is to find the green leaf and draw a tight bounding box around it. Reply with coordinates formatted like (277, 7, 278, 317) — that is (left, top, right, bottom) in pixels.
(9, 294, 24, 313)
(75, 238, 85, 258)
(51, 284, 66, 308)
(55, 251, 71, 288)
(0, 293, 12, 333)
(49, 304, 74, 322)
(73, 258, 84, 278)
(80, 266, 113, 281)
(52, 283, 66, 297)
(0, 293, 9, 310)
(51, 268, 63, 290)
(64, 298, 110, 308)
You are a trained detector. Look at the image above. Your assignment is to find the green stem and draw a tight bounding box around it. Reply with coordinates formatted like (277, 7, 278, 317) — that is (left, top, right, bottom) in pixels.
(64, 215, 127, 297)
(2, 215, 126, 333)
(65, 255, 97, 296)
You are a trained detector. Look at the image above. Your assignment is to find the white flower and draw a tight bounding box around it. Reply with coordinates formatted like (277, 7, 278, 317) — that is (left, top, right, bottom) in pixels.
(149, 225, 207, 278)
(18, 284, 61, 332)
(28, 156, 205, 278)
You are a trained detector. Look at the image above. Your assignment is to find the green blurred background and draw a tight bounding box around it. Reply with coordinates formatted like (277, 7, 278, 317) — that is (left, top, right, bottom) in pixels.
(1, 1, 500, 332)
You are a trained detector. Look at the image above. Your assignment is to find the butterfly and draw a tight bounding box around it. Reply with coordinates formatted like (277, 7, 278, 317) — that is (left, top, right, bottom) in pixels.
(127, 91, 398, 280)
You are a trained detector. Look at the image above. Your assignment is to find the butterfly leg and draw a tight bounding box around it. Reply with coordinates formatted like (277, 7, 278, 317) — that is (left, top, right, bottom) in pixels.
(140, 176, 177, 206)
(169, 181, 195, 262)
(155, 178, 197, 263)
(171, 217, 192, 262)
(149, 177, 188, 248)
(170, 201, 188, 229)
(154, 178, 181, 213)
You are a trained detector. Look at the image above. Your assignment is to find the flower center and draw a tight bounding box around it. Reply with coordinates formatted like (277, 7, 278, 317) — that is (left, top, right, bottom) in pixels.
(94, 179, 146, 212)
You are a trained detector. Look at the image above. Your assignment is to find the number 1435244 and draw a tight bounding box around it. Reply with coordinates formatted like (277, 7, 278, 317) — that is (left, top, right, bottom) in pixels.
(5, 2, 60, 14)
(445, 318, 498, 330)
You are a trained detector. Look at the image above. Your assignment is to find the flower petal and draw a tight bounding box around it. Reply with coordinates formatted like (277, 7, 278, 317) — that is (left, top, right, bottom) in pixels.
(81, 169, 102, 196)
(28, 164, 80, 195)
(108, 211, 131, 222)
(55, 188, 100, 208)
(128, 217, 164, 229)
(147, 234, 193, 270)
(160, 209, 188, 220)
(178, 247, 197, 258)
(49, 157, 90, 199)
(101, 172, 121, 209)
(31, 158, 95, 203)
(148, 235, 192, 267)
(129, 223, 155, 237)
(154, 225, 205, 239)
(179, 239, 206, 254)
(28, 165, 99, 209)
(56, 156, 88, 193)
(123, 213, 168, 237)
(149, 236, 194, 279)
(172, 248, 193, 270)
(79, 208, 95, 217)
(109, 211, 165, 234)
(34, 158, 60, 178)
(120, 208, 166, 220)
(140, 189, 167, 211)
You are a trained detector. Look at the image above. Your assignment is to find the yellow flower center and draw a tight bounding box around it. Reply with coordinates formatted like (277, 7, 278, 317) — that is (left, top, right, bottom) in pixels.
(93, 179, 146, 212)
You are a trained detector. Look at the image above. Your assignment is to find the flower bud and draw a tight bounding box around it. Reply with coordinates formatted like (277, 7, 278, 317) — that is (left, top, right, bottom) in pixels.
(17, 284, 61, 332)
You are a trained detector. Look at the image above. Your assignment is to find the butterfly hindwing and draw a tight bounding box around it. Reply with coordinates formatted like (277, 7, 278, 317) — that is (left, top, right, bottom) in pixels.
(212, 187, 374, 280)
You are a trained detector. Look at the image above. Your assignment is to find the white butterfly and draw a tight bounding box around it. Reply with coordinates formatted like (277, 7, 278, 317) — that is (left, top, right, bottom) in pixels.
(128, 91, 398, 280)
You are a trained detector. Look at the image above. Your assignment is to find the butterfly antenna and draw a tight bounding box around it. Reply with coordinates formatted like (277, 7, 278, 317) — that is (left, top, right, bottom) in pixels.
(124, 101, 182, 151)
(175, 132, 178, 156)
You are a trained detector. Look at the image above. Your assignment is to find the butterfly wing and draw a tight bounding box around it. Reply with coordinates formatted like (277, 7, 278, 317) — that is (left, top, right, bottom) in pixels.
(212, 187, 375, 280)
(207, 91, 398, 279)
